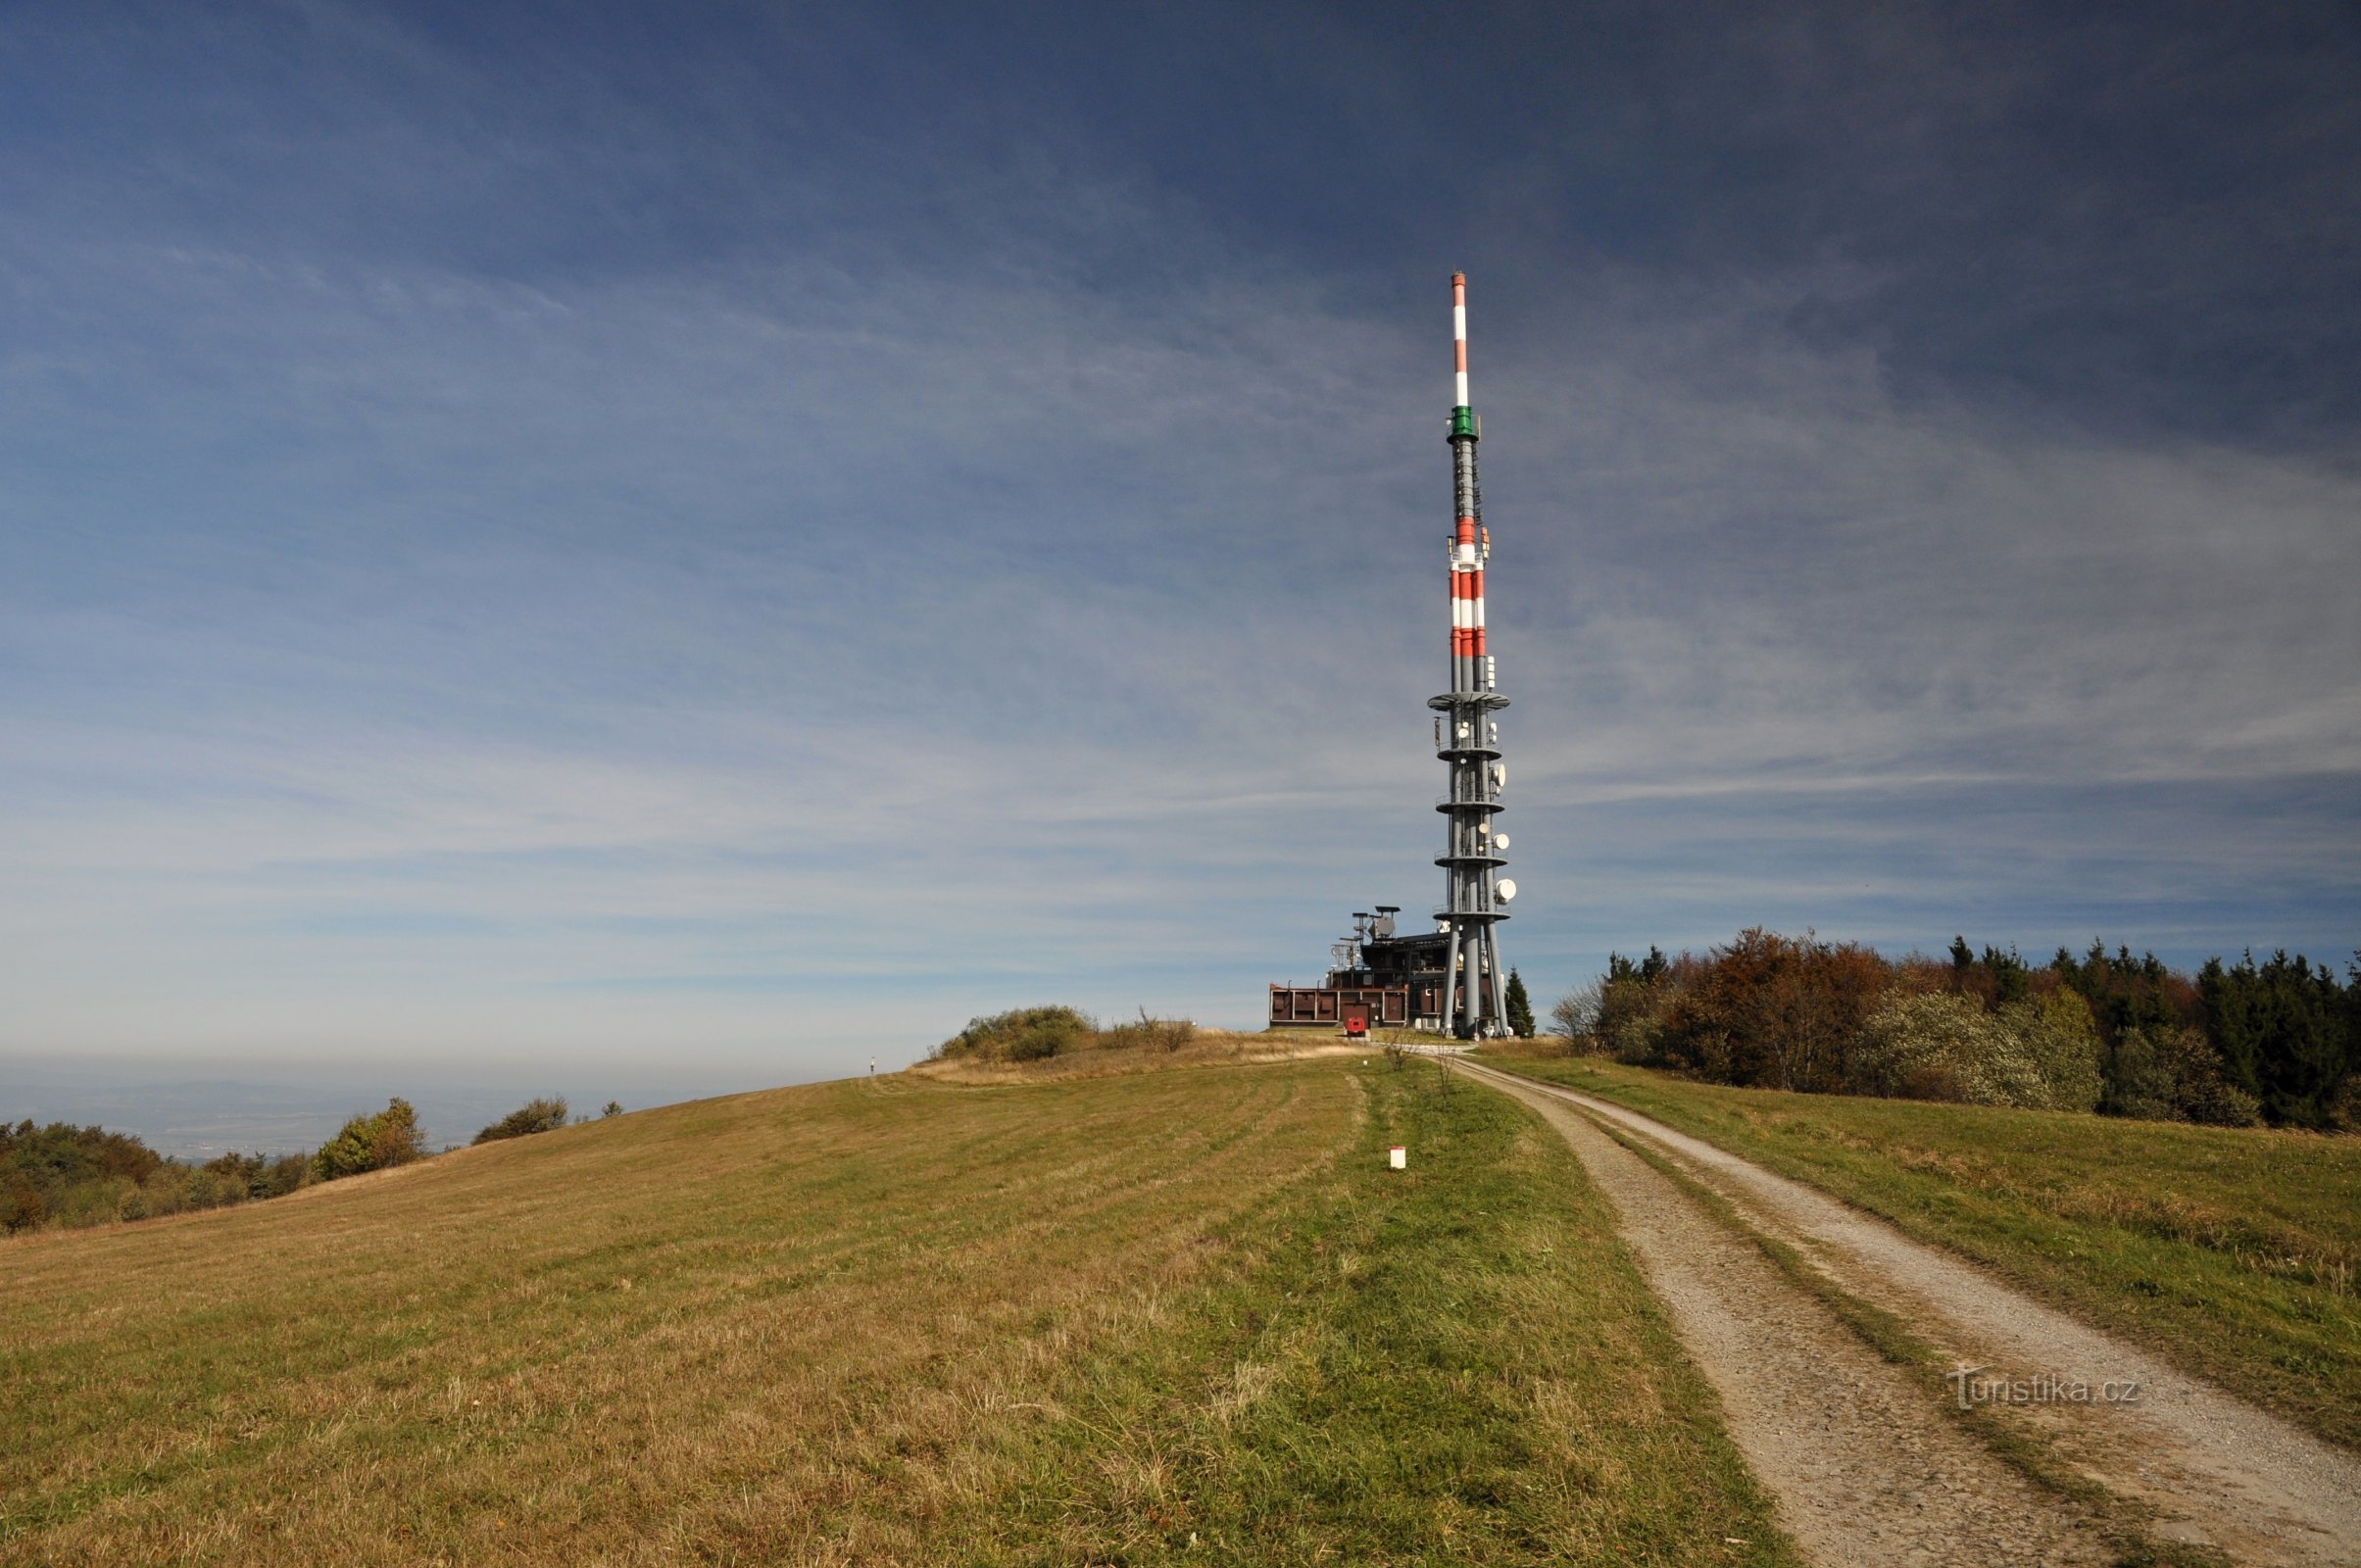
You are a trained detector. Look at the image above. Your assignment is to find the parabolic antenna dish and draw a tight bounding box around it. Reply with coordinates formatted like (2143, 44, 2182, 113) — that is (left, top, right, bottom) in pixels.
(1496, 879, 1518, 902)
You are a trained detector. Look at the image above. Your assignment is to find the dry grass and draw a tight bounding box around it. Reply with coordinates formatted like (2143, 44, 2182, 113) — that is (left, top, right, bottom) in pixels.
(908, 1028, 1363, 1085)
(4, 1054, 1795, 1565)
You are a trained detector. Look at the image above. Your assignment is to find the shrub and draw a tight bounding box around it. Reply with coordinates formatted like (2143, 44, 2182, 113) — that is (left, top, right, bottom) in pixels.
(1995, 991, 2105, 1112)
(1606, 1007, 1664, 1066)
(1846, 991, 2100, 1109)
(202, 1150, 311, 1200)
(474, 1097, 571, 1145)
(1596, 971, 1673, 1063)
(4, 1119, 176, 1231)
(2, 1118, 164, 1194)
(314, 1099, 426, 1181)
(2158, 1026, 2262, 1127)
(1851, 993, 2013, 1103)
(1099, 1010, 1196, 1053)
(48, 1175, 139, 1228)
(2, 1169, 43, 1231)
(933, 1006, 1095, 1062)
(2101, 1027, 2180, 1120)
(1, 1121, 315, 1232)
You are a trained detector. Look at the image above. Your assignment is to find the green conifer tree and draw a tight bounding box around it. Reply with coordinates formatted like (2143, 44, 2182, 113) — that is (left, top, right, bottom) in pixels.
(1504, 968, 1536, 1038)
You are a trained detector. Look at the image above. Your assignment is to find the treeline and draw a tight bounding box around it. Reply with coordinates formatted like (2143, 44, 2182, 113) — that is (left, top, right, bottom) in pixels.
(1, 1120, 309, 1233)
(4, 1093, 623, 1235)
(1555, 932, 2359, 1131)
(931, 1006, 1198, 1063)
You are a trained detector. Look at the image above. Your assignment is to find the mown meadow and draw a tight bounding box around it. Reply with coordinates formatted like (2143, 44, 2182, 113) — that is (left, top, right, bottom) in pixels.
(3, 1054, 1797, 1566)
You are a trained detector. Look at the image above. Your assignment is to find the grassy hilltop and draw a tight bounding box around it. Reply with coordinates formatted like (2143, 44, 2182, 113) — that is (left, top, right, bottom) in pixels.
(3, 1054, 1795, 1567)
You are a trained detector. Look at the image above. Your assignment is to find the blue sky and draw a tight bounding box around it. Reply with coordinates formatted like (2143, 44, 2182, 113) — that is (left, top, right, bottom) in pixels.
(4, 1, 2356, 1102)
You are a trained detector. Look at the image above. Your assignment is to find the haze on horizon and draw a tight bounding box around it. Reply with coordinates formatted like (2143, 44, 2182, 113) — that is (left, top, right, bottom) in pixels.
(4, 2, 2356, 1106)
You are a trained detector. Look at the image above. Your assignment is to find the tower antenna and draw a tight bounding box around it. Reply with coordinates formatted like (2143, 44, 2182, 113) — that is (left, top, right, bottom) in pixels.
(1429, 271, 1513, 1038)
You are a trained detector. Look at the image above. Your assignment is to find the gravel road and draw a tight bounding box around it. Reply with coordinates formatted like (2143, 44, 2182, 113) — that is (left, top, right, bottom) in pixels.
(1456, 1060, 2361, 1567)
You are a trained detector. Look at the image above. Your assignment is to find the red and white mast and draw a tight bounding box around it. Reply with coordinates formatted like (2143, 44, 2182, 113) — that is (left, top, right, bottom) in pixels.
(1431, 271, 1512, 1037)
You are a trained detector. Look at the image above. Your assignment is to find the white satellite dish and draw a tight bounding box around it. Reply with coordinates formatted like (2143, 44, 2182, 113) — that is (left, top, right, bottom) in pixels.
(1491, 762, 1507, 789)
(1494, 833, 1509, 850)
(1496, 879, 1518, 902)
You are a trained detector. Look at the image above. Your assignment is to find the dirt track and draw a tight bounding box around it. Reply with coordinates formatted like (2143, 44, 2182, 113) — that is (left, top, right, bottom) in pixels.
(1457, 1060, 2361, 1567)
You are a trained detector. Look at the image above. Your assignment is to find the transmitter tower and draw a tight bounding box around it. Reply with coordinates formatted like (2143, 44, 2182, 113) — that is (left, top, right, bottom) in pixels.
(1430, 271, 1515, 1037)
(1264, 274, 1519, 1038)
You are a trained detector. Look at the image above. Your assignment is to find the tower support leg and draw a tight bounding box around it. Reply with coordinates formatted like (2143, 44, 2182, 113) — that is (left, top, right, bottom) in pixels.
(1442, 923, 1463, 1039)
(1488, 927, 1509, 1035)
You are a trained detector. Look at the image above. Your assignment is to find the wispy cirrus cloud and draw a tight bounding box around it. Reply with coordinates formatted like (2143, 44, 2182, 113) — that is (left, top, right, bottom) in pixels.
(0, 2, 2354, 1098)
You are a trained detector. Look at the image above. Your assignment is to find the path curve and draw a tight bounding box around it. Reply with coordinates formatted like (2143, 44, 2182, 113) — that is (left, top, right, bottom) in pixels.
(1459, 1059, 2361, 1567)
